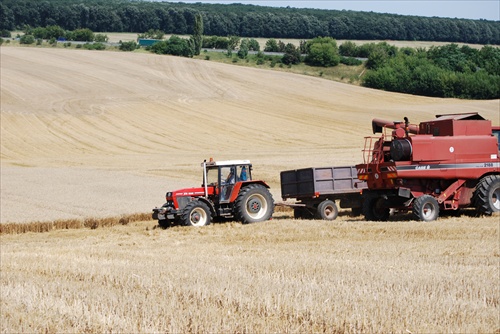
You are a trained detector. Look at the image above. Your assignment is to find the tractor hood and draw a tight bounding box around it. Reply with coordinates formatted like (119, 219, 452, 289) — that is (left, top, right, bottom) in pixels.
(171, 187, 207, 198)
(169, 186, 217, 198)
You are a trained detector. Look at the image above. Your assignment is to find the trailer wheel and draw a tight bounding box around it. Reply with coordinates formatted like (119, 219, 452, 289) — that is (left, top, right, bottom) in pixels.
(362, 195, 390, 221)
(412, 195, 440, 221)
(234, 184, 274, 224)
(473, 175, 500, 215)
(181, 200, 211, 227)
(315, 200, 338, 220)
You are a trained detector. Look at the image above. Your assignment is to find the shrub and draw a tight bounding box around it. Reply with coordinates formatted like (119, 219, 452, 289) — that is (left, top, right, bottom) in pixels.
(340, 56, 362, 66)
(0, 30, 11, 38)
(83, 42, 106, 50)
(305, 37, 340, 67)
(281, 43, 301, 65)
(20, 34, 35, 44)
(119, 41, 138, 51)
(94, 33, 109, 43)
(150, 36, 193, 57)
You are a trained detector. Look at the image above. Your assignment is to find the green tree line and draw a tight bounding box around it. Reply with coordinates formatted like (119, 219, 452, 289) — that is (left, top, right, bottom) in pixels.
(361, 43, 500, 99)
(1, 0, 499, 44)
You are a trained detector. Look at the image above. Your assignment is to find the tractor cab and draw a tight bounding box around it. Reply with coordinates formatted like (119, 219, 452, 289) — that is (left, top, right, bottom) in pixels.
(203, 159, 253, 203)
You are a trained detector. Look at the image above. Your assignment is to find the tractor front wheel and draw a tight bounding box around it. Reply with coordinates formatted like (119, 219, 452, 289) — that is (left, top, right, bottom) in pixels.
(181, 200, 212, 227)
(235, 184, 274, 224)
(412, 195, 440, 221)
(473, 175, 500, 215)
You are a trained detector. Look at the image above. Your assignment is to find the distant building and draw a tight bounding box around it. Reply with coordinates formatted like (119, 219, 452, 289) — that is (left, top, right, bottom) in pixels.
(138, 39, 160, 47)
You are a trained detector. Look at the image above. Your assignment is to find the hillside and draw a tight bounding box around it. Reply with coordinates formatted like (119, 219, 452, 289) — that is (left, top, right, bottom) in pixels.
(1, 46, 499, 223)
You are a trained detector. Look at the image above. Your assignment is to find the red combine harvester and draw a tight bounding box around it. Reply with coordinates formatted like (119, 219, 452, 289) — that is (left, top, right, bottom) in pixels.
(356, 113, 500, 221)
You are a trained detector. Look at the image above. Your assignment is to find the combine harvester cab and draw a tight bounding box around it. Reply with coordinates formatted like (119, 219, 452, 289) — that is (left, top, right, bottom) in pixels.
(356, 113, 500, 221)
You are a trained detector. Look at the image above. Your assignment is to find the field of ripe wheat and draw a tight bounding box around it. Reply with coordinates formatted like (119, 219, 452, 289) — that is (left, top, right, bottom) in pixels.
(1, 45, 498, 224)
(1, 43, 499, 333)
(1, 216, 499, 333)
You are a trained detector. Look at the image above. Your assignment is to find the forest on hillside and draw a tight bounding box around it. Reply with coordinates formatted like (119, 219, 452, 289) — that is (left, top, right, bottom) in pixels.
(1, 0, 499, 45)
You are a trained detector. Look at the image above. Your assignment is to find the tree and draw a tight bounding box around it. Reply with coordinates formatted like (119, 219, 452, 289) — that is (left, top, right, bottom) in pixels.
(305, 37, 340, 67)
(67, 28, 94, 42)
(238, 39, 249, 59)
(339, 41, 357, 57)
(264, 38, 279, 52)
(281, 43, 301, 65)
(248, 38, 260, 51)
(192, 13, 203, 56)
(94, 33, 108, 43)
(19, 34, 35, 44)
(119, 40, 138, 51)
(138, 29, 164, 40)
(151, 35, 193, 57)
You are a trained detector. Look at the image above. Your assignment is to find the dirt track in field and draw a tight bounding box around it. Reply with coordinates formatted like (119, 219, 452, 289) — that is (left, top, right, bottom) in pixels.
(1, 46, 499, 223)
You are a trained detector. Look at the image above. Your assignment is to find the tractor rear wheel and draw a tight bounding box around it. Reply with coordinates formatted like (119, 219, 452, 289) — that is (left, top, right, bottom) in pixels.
(315, 200, 338, 220)
(234, 184, 274, 224)
(362, 194, 390, 221)
(473, 175, 500, 215)
(181, 200, 212, 227)
(412, 195, 440, 221)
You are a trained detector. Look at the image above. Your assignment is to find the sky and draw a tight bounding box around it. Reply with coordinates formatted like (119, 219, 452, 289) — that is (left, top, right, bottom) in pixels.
(160, 0, 500, 21)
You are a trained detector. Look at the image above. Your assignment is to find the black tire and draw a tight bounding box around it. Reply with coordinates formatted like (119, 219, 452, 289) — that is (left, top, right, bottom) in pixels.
(412, 195, 440, 221)
(473, 175, 500, 215)
(158, 219, 171, 228)
(234, 184, 274, 224)
(181, 200, 212, 227)
(362, 194, 390, 221)
(351, 207, 362, 217)
(315, 200, 338, 220)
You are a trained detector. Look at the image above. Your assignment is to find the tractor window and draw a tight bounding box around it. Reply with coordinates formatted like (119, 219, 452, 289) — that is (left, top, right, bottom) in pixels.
(221, 167, 236, 185)
(206, 168, 219, 186)
(237, 165, 250, 181)
(220, 167, 236, 201)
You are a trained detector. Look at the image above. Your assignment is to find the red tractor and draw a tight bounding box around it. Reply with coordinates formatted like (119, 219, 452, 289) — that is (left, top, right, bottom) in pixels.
(152, 159, 274, 227)
(356, 113, 500, 221)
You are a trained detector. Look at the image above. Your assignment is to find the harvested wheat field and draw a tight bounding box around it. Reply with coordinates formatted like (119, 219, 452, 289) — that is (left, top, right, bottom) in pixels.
(1, 46, 499, 333)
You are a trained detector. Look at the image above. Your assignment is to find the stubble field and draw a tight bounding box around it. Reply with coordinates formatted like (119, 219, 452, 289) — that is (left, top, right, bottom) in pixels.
(1, 44, 499, 332)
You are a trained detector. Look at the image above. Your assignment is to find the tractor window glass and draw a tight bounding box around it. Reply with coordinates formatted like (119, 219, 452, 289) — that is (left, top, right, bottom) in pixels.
(206, 168, 218, 186)
(221, 167, 236, 185)
(237, 165, 250, 181)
